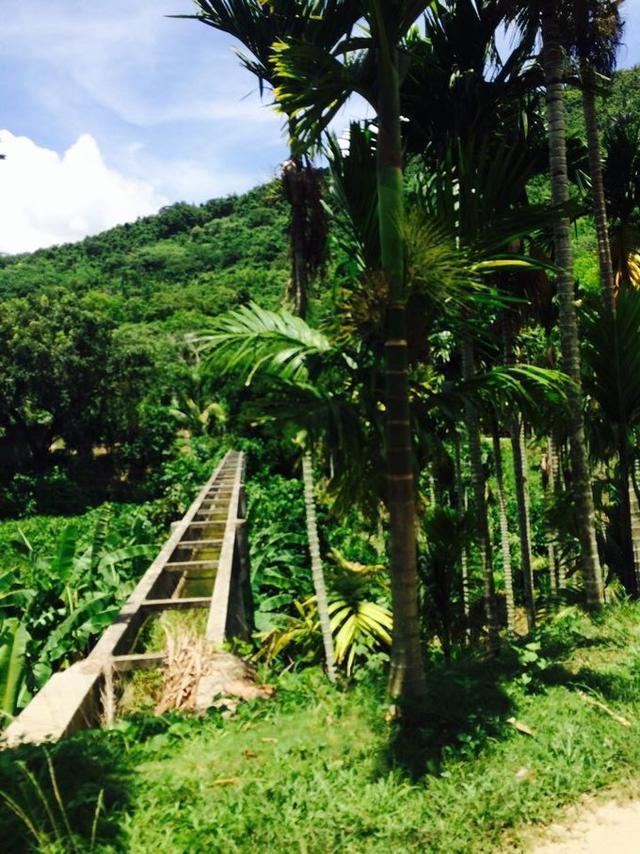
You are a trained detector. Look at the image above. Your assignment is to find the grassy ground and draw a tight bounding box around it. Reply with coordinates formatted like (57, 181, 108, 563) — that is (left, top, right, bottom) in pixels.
(2, 602, 640, 853)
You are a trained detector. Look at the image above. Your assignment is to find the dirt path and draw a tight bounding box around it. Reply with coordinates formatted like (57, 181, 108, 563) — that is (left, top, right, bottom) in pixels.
(533, 799, 640, 853)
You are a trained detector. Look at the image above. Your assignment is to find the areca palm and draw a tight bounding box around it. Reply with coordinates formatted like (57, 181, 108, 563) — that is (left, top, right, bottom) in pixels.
(603, 116, 640, 287)
(397, 2, 568, 634)
(177, 0, 343, 316)
(273, 0, 435, 711)
(583, 285, 640, 595)
(507, 0, 605, 607)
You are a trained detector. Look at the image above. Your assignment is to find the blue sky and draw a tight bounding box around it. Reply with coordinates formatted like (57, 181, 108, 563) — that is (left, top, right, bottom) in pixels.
(0, 0, 638, 253)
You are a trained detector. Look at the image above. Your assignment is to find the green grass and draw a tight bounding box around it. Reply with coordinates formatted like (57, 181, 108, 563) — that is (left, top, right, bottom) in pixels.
(3, 602, 640, 852)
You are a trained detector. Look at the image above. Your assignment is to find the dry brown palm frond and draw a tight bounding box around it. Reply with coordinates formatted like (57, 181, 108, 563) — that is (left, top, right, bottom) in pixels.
(155, 627, 206, 714)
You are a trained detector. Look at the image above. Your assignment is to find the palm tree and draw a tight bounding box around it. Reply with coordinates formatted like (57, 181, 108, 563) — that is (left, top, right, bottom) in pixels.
(273, 0, 434, 712)
(452, 433, 472, 638)
(461, 335, 499, 648)
(583, 286, 640, 596)
(539, 0, 604, 608)
(491, 426, 517, 637)
(301, 454, 337, 682)
(397, 3, 569, 633)
(176, 0, 337, 316)
(501, 310, 537, 628)
(567, 1, 640, 595)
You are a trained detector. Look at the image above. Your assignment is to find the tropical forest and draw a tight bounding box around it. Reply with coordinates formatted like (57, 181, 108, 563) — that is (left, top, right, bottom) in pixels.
(2, 1, 640, 851)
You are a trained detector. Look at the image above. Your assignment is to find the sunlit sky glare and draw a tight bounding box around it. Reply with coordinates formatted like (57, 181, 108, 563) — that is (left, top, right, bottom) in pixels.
(0, 0, 638, 254)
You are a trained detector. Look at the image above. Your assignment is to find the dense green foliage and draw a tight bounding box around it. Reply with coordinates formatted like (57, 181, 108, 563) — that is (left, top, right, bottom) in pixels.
(3, 1, 640, 848)
(0, 185, 289, 322)
(0, 439, 221, 718)
(0, 183, 291, 519)
(3, 603, 640, 852)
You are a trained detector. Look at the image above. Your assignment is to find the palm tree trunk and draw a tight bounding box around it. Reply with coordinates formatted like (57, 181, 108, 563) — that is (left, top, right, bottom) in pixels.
(302, 453, 337, 682)
(631, 461, 640, 594)
(511, 419, 536, 630)
(545, 436, 558, 597)
(581, 62, 640, 593)
(549, 432, 567, 592)
(377, 43, 427, 711)
(502, 315, 535, 628)
(541, 3, 604, 608)
(491, 429, 516, 637)
(453, 433, 471, 641)
(282, 153, 310, 319)
(283, 146, 335, 677)
(581, 61, 616, 312)
(461, 336, 499, 649)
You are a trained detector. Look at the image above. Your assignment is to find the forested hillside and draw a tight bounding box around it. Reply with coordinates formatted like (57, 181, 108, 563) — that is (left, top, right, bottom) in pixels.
(0, 181, 293, 515)
(0, 182, 289, 327)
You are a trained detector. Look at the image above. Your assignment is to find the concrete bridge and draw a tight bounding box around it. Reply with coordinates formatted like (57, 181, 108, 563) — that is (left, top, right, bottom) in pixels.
(2, 450, 251, 746)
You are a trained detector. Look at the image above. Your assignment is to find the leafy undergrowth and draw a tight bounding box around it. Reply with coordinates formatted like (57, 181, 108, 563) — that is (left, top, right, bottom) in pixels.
(3, 603, 640, 853)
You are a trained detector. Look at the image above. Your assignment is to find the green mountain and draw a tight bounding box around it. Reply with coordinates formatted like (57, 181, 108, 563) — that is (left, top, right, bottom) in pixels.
(0, 181, 290, 331)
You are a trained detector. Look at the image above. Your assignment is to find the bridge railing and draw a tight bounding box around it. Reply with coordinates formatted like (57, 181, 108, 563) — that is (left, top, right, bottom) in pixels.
(2, 450, 250, 747)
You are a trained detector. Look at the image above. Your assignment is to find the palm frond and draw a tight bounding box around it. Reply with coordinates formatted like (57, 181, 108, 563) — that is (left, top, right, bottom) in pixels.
(422, 364, 572, 426)
(273, 39, 373, 149)
(196, 302, 331, 384)
(326, 122, 380, 270)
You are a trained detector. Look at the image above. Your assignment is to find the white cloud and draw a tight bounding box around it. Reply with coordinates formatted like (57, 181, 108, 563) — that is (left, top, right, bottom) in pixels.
(0, 131, 167, 254)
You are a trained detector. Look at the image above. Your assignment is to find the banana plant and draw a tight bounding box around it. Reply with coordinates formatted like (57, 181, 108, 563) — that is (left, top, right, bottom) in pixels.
(0, 618, 29, 720)
(1, 509, 157, 700)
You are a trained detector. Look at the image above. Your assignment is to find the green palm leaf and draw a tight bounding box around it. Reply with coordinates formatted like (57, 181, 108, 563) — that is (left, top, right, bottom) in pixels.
(197, 302, 331, 384)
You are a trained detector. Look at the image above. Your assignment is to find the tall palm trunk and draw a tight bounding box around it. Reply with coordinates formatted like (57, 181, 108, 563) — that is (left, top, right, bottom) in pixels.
(461, 336, 499, 648)
(491, 429, 516, 637)
(283, 148, 336, 678)
(502, 315, 535, 628)
(580, 58, 640, 594)
(581, 61, 616, 313)
(617, 441, 640, 597)
(302, 453, 337, 682)
(631, 461, 640, 594)
(549, 432, 567, 592)
(377, 43, 427, 710)
(544, 436, 558, 597)
(511, 420, 536, 630)
(541, 3, 604, 608)
(453, 434, 471, 640)
(282, 154, 310, 319)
